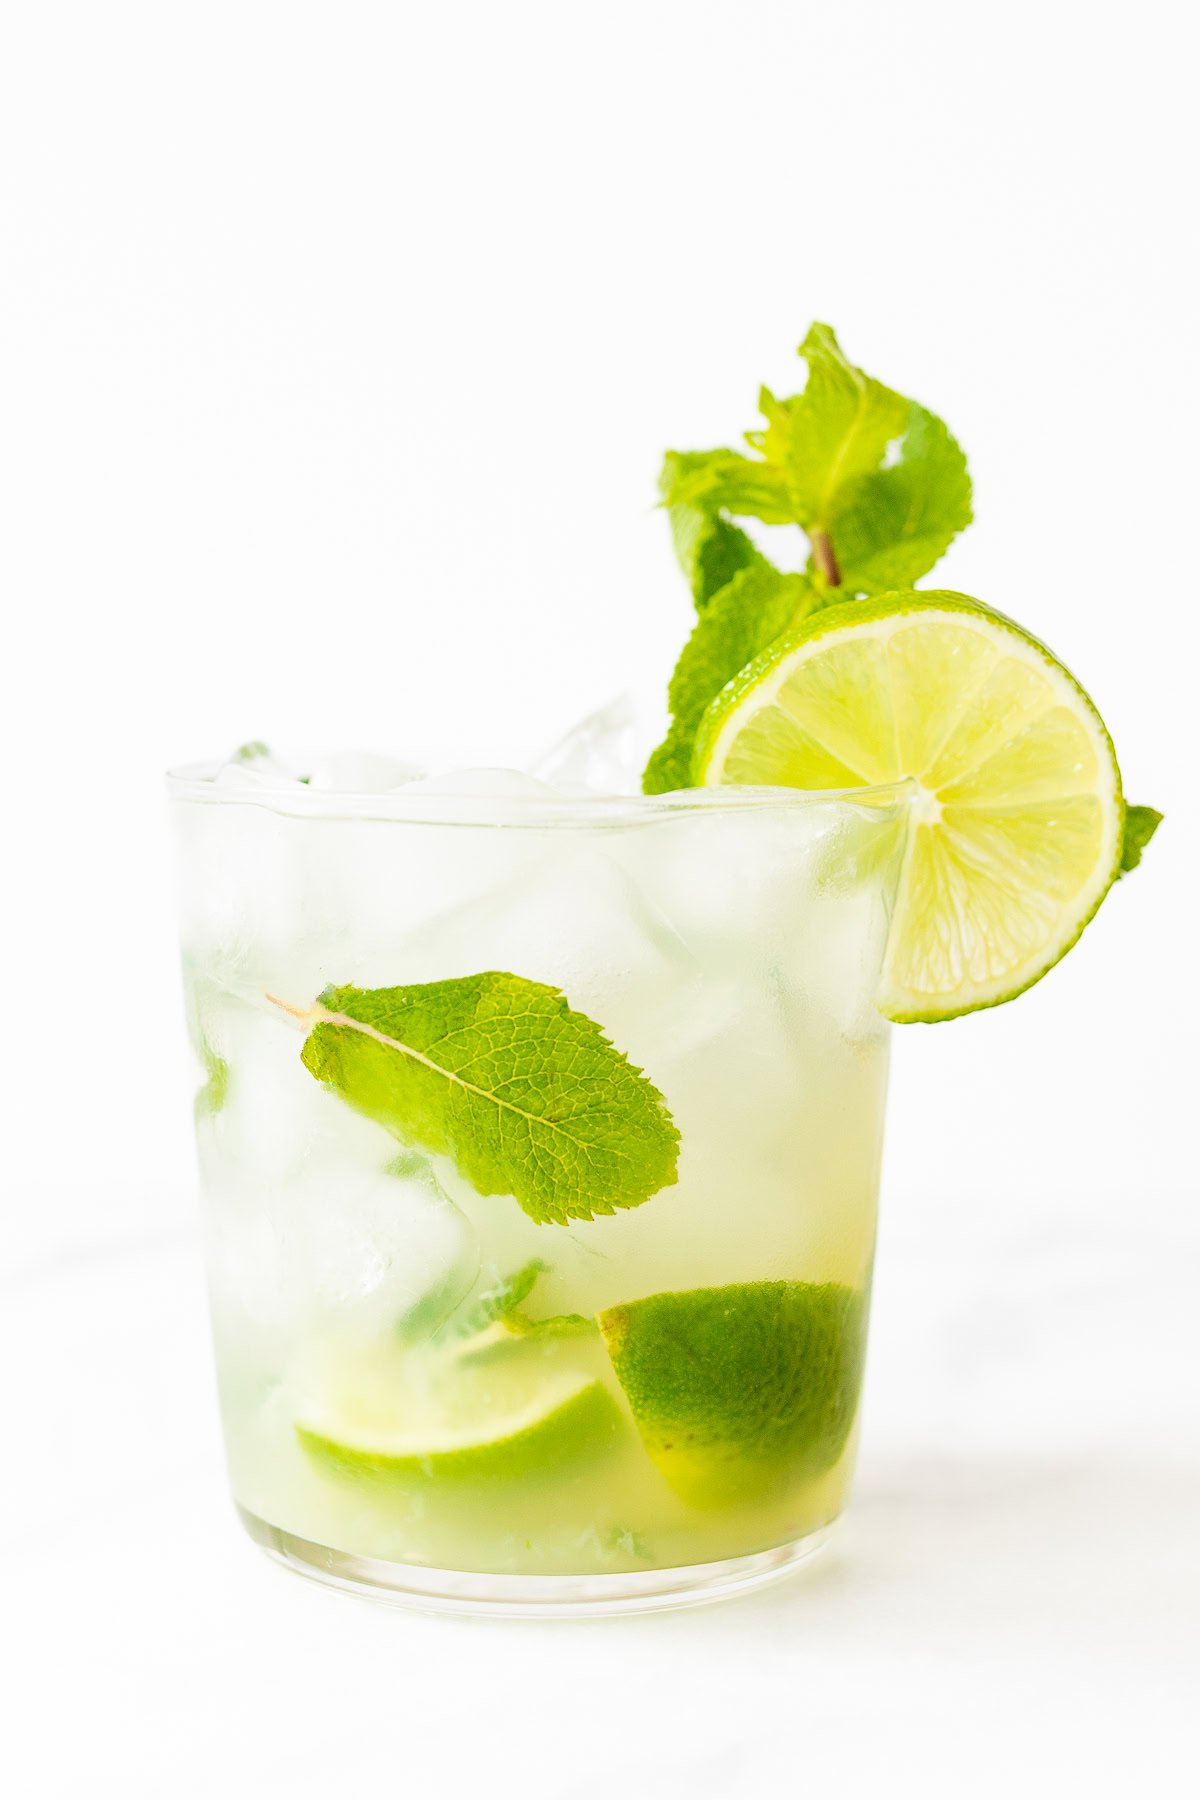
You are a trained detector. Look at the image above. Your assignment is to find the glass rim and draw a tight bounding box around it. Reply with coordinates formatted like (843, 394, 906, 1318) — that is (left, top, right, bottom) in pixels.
(165, 761, 914, 828)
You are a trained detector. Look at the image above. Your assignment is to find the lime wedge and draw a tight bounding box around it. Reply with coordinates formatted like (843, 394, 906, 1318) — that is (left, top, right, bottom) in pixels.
(297, 1365, 621, 1484)
(695, 590, 1124, 1021)
(598, 1282, 865, 1504)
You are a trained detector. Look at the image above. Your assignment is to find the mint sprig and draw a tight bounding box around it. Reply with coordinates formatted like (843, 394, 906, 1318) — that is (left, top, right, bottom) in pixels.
(663, 323, 972, 596)
(282, 974, 680, 1226)
(645, 324, 972, 791)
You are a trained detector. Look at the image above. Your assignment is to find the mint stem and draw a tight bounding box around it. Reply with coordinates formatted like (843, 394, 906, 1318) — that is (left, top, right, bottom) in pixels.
(265, 992, 317, 1026)
(810, 528, 841, 588)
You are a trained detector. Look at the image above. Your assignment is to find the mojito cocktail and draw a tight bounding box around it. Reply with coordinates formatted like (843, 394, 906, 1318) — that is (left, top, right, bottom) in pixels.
(172, 771, 905, 1608)
(170, 322, 1154, 1612)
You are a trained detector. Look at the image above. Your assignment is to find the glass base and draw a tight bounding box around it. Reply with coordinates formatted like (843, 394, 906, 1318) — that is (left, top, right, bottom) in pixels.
(237, 1504, 837, 1618)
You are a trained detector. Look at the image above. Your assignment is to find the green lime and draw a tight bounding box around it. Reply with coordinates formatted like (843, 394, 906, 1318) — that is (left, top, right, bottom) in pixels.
(598, 1281, 865, 1505)
(296, 1364, 621, 1485)
(695, 590, 1124, 1021)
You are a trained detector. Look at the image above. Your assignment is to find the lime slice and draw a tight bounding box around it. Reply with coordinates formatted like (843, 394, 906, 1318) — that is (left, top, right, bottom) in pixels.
(297, 1364, 621, 1484)
(695, 590, 1124, 1021)
(598, 1282, 865, 1505)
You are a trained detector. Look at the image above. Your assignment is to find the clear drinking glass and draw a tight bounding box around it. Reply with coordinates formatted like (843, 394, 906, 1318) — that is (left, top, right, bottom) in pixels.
(168, 767, 908, 1615)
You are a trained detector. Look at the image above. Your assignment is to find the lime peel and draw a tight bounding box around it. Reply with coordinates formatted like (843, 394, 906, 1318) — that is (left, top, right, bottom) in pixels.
(297, 1369, 621, 1484)
(599, 1281, 866, 1505)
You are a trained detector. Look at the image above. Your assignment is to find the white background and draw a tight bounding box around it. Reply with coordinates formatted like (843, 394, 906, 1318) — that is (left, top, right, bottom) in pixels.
(2, 2, 1197, 1795)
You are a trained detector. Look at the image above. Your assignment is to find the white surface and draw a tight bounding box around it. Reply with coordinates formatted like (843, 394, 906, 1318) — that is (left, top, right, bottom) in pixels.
(1, 1, 1197, 1792)
(8, 1206, 1197, 1796)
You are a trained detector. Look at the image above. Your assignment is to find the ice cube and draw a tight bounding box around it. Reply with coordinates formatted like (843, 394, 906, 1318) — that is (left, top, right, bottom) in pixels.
(398, 766, 560, 818)
(626, 795, 848, 964)
(543, 960, 885, 1315)
(306, 751, 425, 792)
(178, 748, 314, 963)
(530, 695, 639, 794)
(405, 768, 549, 794)
(631, 796, 901, 1038)
(206, 1151, 480, 1347)
(212, 740, 315, 787)
(213, 758, 303, 793)
(174, 795, 311, 969)
(190, 985, 385, 1184)
(627, 968, 812, 1167)
(193, 981, 481, 1346)
(289, 1157, 479, 1334)
(359, 842, 701, 1052)
(293, 770, 565, 977)
(177, 760, 575, 974)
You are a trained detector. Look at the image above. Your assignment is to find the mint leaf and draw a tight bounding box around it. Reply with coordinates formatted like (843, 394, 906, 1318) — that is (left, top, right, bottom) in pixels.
(642, 725, 697, 797)
(643, 566, 821, 793)
(661, 451, 772, 605)
(193, 1040, 229, 1120)
(819, 401, 972, 593)
(692, 519, 762, 609)
(1120, 804, 1163, 874)
(290, 974, 680, 1226)
(662, 446, 794, 526)
(661, 323, 971, 596)
(456, 1260, 546, 1335)
(753, 328, 911, 527)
